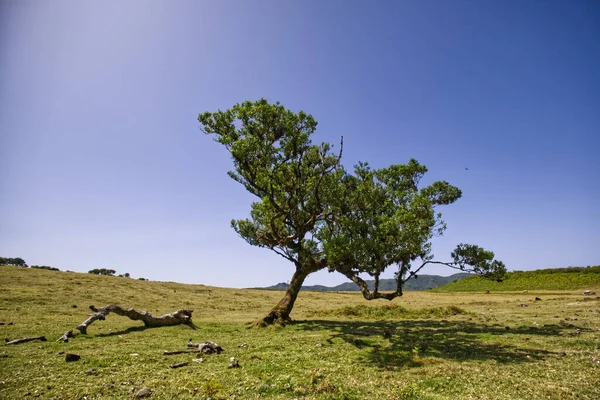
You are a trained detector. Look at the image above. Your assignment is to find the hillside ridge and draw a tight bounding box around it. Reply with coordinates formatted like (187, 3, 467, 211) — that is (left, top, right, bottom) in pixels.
(257, 273, 473, 292)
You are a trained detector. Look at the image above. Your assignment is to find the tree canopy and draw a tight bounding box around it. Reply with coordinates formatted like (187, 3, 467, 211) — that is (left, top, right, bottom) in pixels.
(0, 257, 27, 267)
(199, 99, 506, 325)
(88, 268, 116, 276)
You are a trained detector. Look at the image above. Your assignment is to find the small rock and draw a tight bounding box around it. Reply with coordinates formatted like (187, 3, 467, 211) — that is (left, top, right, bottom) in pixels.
(228, 357, 240, 368)
(133, 387, 152, 398)
(128, 388, 135, 394)
(192, 358, 203, 363)
(315, 343, 323, 347)
(7, 322, 14, 326)
(535, 297, 542, 301)
(238, 343, 247, 348)
(130, 353, 139, 357)
(65, 353, 80, 362)
(561, 352, 567, 356)
(85, 369, 96, 375)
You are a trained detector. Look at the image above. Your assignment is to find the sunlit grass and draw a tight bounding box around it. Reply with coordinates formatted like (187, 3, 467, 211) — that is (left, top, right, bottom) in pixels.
(1, 266, 599, 399)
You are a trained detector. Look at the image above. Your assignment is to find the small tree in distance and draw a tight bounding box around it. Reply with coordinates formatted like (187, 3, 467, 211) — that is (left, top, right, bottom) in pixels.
(0, 257, 27, 267)
(199, 99, 506, 325)
(88, 268, 116, 276)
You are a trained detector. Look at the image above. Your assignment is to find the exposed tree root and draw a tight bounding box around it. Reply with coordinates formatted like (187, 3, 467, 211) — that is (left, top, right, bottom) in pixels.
(57, 305, 194, 342)
(254, 309, 291, 327)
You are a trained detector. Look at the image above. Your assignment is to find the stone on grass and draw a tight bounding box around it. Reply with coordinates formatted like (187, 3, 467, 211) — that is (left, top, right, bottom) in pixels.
(65, 353, 80, 362)
(133, 387, 152, 398)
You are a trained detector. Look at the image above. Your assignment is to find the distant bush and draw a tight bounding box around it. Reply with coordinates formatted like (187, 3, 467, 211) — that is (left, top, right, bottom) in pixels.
(138, 277, 147, 281)
(31, 265, 60, 271)
(0, 257, 27, 267)
(88, 268, 116, 276)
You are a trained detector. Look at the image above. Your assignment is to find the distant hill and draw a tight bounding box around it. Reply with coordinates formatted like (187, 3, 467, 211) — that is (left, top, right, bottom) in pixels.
(435, 265, 600, 292)
(257, 273, 472, 292)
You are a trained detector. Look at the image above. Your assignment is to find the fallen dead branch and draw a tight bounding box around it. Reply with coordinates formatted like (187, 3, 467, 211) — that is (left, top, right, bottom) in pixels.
(187, 341, 223, 354)
(165, 341, 224, 356)
(163, 349, 204, 355)
(57, 305, 194, 342)
(5, 336, 47, 345)
(170, 361, 190, 368)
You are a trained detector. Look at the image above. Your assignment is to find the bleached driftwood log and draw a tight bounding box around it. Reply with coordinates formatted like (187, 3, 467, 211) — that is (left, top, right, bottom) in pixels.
(57, 305, 194, 342)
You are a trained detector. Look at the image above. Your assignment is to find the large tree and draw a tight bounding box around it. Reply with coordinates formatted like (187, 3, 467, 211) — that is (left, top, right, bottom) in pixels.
(199, 100, 506, 325)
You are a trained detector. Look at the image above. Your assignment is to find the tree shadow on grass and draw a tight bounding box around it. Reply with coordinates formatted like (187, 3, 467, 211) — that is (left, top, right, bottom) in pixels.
(92, 321, 197, 338)
(295, 319, 572, 369)
(93, 325, 150, 338)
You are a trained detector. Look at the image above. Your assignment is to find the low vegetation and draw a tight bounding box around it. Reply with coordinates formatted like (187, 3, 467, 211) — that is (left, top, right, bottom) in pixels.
(437, 265, 600, 292)
(1, 266, 599, 399)
(308, 304, 472, 319)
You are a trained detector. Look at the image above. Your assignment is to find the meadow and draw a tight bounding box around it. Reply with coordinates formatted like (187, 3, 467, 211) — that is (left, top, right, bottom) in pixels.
(437, 266, 600, 292)
(1, 266, 599, 399)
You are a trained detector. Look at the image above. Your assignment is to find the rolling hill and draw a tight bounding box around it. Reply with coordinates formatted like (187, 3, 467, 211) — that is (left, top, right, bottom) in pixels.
(436, 265, 600, 292)
(258, 273, 472, 292)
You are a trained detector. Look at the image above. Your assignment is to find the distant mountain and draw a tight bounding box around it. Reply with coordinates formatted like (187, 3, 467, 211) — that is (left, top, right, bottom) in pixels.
(256, 273, 472, 292)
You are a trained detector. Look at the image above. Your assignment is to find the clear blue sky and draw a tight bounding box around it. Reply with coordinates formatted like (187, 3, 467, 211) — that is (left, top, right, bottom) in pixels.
(1, 1, 598, 288)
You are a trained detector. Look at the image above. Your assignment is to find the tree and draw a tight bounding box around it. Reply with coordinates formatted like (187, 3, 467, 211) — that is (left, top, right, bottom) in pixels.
(0, 257, 26, 267)
(88, 268, 116, 276)
(199, 99, 506, 325)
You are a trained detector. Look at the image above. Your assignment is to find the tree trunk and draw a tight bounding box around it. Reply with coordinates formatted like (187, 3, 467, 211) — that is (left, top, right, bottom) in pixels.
(258, 268, 310, 326)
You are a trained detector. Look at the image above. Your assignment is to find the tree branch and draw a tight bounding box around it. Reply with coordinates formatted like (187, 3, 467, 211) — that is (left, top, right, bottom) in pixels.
(339, 269, 402, 301)
(57, 305, 195, 342)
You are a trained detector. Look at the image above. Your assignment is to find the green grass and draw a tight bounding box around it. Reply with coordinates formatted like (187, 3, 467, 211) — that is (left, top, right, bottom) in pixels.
(1, 266, 600, 399)
(437, 266, 600, 292)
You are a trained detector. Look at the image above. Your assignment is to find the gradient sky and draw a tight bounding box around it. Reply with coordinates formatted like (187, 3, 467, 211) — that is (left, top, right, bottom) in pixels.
(1, 1, 599, 288)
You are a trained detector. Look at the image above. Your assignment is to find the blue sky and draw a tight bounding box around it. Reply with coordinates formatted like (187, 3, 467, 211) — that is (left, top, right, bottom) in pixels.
(1, 1, 598, 288)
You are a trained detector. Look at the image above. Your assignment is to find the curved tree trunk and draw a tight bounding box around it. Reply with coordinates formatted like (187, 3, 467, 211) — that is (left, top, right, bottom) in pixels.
(258, 268, 310, 326)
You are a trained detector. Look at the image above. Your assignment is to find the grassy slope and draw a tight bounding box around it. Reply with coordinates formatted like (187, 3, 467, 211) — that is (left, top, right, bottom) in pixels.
(0, 266, 599, 399)
(436, 266, 600, 292)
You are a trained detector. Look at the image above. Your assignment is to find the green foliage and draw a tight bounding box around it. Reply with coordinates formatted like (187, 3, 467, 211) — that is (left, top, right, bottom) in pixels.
(437, 265, 600, 291)
(0, 257, 26, 266)
(199, 99, 341, 259)
(321, 160, 461, 278)
(30, 265, 60, 271)
(200, 99, 506, 320)
(88, 268, 116, 276)
(451, 244, 506, 281)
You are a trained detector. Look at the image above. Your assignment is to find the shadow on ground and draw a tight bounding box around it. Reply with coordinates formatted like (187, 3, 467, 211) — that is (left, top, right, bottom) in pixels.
(92, 321, 197, 338)
(295, 319, 571, 369)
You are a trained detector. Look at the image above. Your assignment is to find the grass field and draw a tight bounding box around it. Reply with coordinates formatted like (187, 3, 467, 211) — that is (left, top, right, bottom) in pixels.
(437, 266, 600, 292)
(1, 266, 599, 399)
